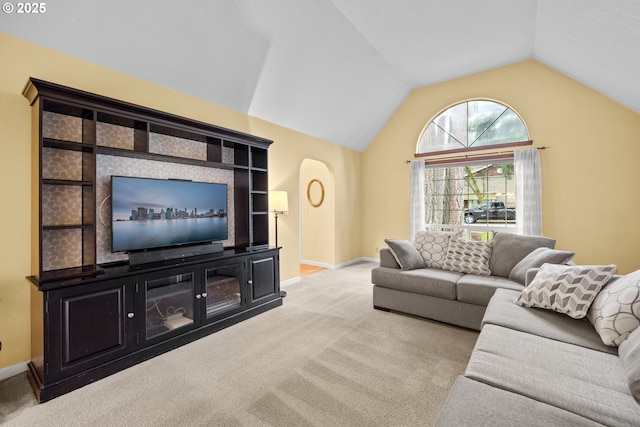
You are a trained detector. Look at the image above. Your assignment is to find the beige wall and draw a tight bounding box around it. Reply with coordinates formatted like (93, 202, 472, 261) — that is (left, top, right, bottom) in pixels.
(3, 34, 638, 372)
(247, 118, 362, 273)
(363, 60, 640, 274)
(0, 33, 362, 370)
(300, 159, 333, 265)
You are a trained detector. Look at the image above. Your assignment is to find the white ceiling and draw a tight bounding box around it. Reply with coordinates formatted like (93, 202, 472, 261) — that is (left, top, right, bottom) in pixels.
(2, 0, 638, 151)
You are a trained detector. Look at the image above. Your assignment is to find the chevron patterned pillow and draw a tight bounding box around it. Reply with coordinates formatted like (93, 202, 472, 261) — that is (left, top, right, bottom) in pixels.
(442, 237, 492, 276)
(515, 263, 617, 319)
(587, 269, 640, 346)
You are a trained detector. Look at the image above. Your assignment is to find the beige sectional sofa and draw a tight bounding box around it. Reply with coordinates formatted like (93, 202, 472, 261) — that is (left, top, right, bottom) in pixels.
(437, 286, 640, 426)
(371, 232, 568, 330)
(371, 231, 640, 425)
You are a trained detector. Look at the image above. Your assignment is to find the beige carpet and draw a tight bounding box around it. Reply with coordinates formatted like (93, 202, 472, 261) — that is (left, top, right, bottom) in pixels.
(1, 262, 478, 426)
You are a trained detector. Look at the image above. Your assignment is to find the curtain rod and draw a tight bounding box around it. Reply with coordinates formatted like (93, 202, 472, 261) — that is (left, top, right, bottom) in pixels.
(405, 146, 549, 164)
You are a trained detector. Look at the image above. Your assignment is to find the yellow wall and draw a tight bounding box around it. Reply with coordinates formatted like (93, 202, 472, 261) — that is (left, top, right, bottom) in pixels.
(300, 159, 334, 265)
(363, 60, 640, 274)
(248, 118, 362, 270)
(0, 33, 362, 369)
(3, 34, 638, 372)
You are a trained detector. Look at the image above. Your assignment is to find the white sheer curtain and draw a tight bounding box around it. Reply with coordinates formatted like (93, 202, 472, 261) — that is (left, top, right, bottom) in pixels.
(409, 159, 425, 241)
(515, 148, 542, 235)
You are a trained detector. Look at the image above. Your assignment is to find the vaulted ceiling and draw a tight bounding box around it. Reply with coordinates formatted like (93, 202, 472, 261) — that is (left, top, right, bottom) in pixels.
(2, 0, 638, 151)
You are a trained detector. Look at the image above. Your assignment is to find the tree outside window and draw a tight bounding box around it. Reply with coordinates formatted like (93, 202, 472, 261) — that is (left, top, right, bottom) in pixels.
(417, 100, 528, 240)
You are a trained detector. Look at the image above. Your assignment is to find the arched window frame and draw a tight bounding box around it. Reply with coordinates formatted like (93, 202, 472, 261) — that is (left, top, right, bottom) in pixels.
(416, 99, 531, 162)
(410, 99, 537, 241)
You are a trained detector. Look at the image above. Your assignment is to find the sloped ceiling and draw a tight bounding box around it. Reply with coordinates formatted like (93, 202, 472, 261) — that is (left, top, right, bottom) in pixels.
(1, 0, 638, 151)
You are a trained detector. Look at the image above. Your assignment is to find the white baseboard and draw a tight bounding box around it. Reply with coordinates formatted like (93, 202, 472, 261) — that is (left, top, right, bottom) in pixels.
(281, 276, 302, 287)
(300, 257, 379, 270)
(0, 361, 28, 382)
(358, 257, 380, 264)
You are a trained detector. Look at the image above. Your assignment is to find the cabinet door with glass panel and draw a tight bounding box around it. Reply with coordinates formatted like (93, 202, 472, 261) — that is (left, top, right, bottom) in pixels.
(201, 258, 246, 322)
(137, 266, 199, 346)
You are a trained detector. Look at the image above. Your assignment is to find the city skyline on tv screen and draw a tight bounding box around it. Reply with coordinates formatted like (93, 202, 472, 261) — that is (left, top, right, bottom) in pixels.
(111, 176, 228, 252)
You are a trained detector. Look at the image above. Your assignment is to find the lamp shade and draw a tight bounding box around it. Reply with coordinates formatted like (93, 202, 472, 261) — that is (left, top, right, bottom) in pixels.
(270, 190, 289, 213)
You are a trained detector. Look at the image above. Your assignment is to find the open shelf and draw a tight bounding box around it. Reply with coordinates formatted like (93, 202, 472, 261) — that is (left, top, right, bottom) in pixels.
(25, 77, 274, 283)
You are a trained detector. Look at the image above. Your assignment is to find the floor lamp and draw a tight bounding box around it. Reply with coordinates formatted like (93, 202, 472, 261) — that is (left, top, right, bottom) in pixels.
(270, 190, 289, 247)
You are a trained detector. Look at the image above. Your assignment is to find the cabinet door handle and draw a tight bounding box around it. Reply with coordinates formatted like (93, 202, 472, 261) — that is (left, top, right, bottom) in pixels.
(201, 292, 207, 297)
(127, 313, 134, 319)
(195, 294, 202, 299)
(248, 280, 253, 285)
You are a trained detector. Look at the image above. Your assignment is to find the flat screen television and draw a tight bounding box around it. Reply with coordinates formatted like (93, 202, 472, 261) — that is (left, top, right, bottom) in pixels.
(111, 176, 228, 253)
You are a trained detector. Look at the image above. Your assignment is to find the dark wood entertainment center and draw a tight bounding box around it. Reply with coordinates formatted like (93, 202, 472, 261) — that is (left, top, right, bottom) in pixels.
(22, 78, 283, 402)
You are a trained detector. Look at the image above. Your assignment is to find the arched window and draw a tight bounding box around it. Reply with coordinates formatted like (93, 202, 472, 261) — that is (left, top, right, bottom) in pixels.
(412, 100, 535, 241)
(418, 100, 529, 154)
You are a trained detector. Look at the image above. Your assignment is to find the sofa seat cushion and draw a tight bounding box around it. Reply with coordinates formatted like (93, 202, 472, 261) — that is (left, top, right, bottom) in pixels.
(371, 266, 460, 300)
(436, 376, 604, 427)
(483, 289, 617, 354)
(456, 274, 524, 306)
(466, 324, 640, 427)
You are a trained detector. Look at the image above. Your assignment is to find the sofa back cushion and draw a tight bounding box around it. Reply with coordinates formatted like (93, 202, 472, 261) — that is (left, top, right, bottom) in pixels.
(588, 269, 640, 346)
(619, 326, 640, 403)
(489, 232, 556, 278)
(508, 247, 576, 284)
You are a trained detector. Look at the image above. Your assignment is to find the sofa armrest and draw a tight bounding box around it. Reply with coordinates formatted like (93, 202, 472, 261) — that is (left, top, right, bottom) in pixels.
(379, 247, 401, 269)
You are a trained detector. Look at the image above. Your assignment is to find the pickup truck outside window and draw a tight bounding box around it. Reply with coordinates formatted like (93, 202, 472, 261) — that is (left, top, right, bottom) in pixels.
(416, 100, 528, 240)
(424, 162, 517, 240)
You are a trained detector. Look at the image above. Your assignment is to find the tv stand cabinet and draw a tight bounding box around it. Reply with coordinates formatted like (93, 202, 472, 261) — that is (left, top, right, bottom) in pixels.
(28, 247, 281, 402)
(22, 79, 283, 402)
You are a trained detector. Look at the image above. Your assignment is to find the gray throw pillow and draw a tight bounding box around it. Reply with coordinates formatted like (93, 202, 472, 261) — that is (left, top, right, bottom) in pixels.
(489, 232, 556, 278)
(508, 247, 576, 284)
(619, 326, 640, 403)
(515, 263, 617, 319)
(442, 237, 492, 276)
(587, 269, 640, 346)
(384, 239, 425, 271)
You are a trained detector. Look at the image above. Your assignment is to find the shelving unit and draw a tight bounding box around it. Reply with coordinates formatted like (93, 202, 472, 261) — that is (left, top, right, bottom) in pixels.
(23, 78, 273, 283)
(36, 99, 97, 282)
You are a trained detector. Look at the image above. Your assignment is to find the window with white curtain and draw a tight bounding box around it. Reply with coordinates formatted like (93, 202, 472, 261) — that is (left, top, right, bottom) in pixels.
(412, 100, 534, 241)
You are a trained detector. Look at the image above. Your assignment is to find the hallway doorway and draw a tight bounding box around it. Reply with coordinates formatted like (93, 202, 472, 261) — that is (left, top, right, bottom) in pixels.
(299, 158, 334, 270)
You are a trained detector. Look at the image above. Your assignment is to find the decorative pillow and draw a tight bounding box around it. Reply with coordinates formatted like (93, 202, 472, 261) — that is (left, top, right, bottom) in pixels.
(489, 232, 556, 278)
(442, 237, 492, 276)
(619, 326, 640, 403)
(384, 239, 425, 271)
(508, 247, 576, 284)
(413, 231, 457, 269)
(515, 263, 617, 319)
(587, 269, 640, 346)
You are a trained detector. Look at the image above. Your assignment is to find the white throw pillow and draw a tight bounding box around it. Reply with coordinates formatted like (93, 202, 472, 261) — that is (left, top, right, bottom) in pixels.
(442, 237, 492, 276)
(587, 269, 640, 346)
(413, 231, 457, 269)
(515, 263, 617, 319)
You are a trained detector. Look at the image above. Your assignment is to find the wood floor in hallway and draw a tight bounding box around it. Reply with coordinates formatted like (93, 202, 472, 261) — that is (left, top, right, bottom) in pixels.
(300, 264, 326, 277)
